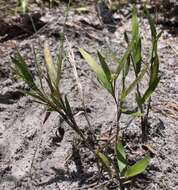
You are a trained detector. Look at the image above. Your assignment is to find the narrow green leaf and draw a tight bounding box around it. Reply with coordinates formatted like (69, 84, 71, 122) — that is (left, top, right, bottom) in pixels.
(121, 108, 142, 117)
(124, 31, 129, 44)
(157, 31, 163, 40)
(64, 95, 73, 119)
(43, 111, 51, 124)
(80, 48, 113, 94)
(19, 0, 28, 13)
(45, 75, 54, 93)
(50, 92, 64, 110)
(26, 91, 46, 103)
(141, 76, 160, 104)
(131, 6, 142, 75)
(97, 51, 111, 82)
(33, 99, 48, 105)
(96, 150, 112, 178)
(145, 8, 156, 40)
(135, 92, 143, 109)
(115, 44, 132, 79)
(150, 55, 159, 85)
(141, 54, 160, 104)
(44, 41, 57, 88)
(124, 156, 150, 178)
(11, 53, 37, 90)
(116, 143, 127, 175)
(134, 38, 142, 74)
(124, 52, 131, 78)
(132, 6, 139, 42)
(121, 66, 148, 101)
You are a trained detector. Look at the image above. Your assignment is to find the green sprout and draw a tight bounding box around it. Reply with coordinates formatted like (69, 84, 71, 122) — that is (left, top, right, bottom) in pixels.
(81, 6, 161, 143)
(96, 142, 150, 189)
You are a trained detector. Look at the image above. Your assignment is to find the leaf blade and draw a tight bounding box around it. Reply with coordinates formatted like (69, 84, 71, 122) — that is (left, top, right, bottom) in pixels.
(97, 51, 111, 82)
(80, 48, 113, 94)
(116, 143, 127, 175)
(44, 41, 57, 88)
(96, 150, 112, 178)
(11, 52, 37, 90)
(124, 156, 150, 178)
(121, 65, 148, 101)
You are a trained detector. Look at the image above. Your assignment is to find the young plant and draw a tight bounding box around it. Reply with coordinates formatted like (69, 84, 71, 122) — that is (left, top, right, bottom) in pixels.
(80, 42, 149, 190)
(116, 142, 150, 187)
(80, 46, 147, 142)
(11, 5, 156, 190)
(95, 143, 150, 189)
(80, 6, 158, 189)
(14, 40, 96, 152)
(128, 7, 161, 142)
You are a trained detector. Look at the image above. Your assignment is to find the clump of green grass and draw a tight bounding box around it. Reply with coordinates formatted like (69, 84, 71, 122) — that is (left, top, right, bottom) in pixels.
(11, 6, 160, 189)
(81, 6, 161, 142)
(80, 6, 161, 188)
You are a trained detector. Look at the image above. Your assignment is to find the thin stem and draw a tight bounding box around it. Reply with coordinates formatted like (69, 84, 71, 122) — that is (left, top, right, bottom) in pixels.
(130, 54, 148, 142)
(66, 38, 97, 144)
(145, 97, 151, 118)
(28, 14, 37, 33)
(115, 102, 122, 144)
(114, 104, 124, 189)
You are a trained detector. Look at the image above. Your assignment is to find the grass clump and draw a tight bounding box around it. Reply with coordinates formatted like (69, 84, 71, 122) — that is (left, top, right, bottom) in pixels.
(11, 6, 161, 190)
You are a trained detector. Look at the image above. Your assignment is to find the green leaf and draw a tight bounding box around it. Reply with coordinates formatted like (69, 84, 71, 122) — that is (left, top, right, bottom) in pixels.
(19, 0, 28, 13)
(145, 8, 157, 40)
(141, 54, 160, 104)
(157, 31, 163, 40)
(116, 143, 127, 175)
(96, 150, 112, 178)
(124, 53, 131, 77)
(131, 6, 142, 75)
(124, 156, 150, 178)
(142, 76, 160, 104)
(121, 108, 142, 117)
(150, 54, 159, 85)
(80, 48, 113, 94)
(97, 51, 112, 82)
(115, 44, 132, 79)
(49, 90, 64, 109)
(134, 38, 142, 74)
(121, 65, 148, 101)
(124, 31, 129, 44)
(135, 92, 143, 109)
(44, 41, 57, 89)
(43, 111, 51, 124)
(64, 95, 74, 120)
(132, 6, 139, 42)
(26, 91, 46, 103)
(11, 52, 37, 90)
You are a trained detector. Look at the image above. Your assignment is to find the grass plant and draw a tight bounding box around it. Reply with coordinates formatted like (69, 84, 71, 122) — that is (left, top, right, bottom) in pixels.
(11, 6, 160, 189)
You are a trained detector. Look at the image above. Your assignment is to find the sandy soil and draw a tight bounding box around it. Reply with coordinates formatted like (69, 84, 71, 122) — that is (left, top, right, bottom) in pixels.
(0, 1, 178, 190)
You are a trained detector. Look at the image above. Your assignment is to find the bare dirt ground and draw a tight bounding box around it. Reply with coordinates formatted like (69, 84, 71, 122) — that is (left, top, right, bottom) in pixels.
(0, 1, 178, 189)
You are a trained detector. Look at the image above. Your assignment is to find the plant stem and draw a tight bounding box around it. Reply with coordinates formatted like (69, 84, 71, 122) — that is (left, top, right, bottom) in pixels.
(130, 54, 149, 142)
(113, 99, 125, 189)
(115, 101, 122, 144)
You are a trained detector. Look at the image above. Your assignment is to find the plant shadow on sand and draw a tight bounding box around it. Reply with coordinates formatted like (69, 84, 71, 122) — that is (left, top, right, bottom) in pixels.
(36, 167, 95, 187)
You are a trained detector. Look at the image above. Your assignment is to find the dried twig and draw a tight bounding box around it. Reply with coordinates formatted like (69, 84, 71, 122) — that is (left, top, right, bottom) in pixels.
(66, 38, 96, 141)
